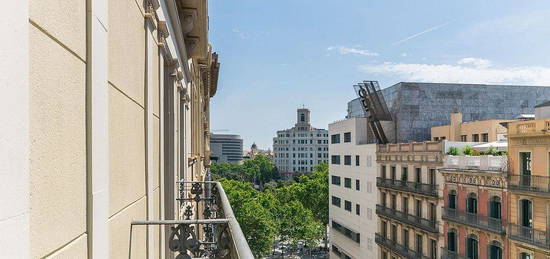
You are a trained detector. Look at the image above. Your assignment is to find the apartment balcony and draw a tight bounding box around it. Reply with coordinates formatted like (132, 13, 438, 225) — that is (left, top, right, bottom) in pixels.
(129, 181, 253, 258)
(376, 177, 438, 197)
(442, 208, 504, 234)
(375, 233, 431, 259)
(508, 175, 550, 196)
(376, 205, 438, 233)
(509, 223, 550, 250)
(441, 249, 467, 259)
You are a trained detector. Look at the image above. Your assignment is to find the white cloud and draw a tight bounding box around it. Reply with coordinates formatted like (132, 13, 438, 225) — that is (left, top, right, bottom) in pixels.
(457, 57, 492, 68)
(359, 58, 550, 86)
(232, 28, 248, 39)
(327, 46, 379, 56)
(401, 53, 408, 57)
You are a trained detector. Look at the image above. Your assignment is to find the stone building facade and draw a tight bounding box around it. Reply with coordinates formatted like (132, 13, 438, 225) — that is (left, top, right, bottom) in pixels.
(506, 105, 550, 259)
(273, 108, 329, 174)
(1, 0, 231, 258)
(329, 117, 378, 258)
(348, 82, 550, 143)
(440, 155, 509, 259)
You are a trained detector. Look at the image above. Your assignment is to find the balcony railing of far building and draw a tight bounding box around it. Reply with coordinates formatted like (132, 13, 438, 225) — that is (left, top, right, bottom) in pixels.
(376, 177, 438, 197)
(376, 205, 438, 233)
(508, 223, 550, 250)
(508, 174, 550, 195)
(441, 248, 467, 259)
(508, 119, 550, 136)
(375, 233, 432, 259)
(129, 181, 253, 258)
(443, 155, 508, 172)
(442, 208, 504, 234)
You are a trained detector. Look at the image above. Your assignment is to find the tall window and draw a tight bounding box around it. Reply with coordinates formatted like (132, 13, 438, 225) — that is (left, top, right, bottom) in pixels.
(489, 196, 501, 219)
(331, 196, 341, 207)
(403, 229, 409, 248)
(391, 166, 396, 180)
(448, 190, 457, 209)
(344, 132, 351, 142)
(391, 194, 396, 210)
(520, 152, 532, 186)
(416, 234, 423, 254)
(355, 155, 360, 166)
(344, 178, 352, 188)
(331, 155, 340, 164)
(488, 241, 502, 259)
(466, 234, 479, 259)
(331, 134, 340, 144)
(402, 167, 409, 182)
(391, 224, 397, 242)
(415, 199, 422, 218)
(415, 167, 422, 183)
(331, 175, 341, 186)
(447, 229, 457, 252)
(344, 155, 352, 165)
(345, 200, 352, 212)
(355, 179, 360, 191)
(520, 199, 532, 227)
(381, 165, 386, 178)
(482, 133, 489, 142)
(461, 135, 467, 141)
(430, 239, 437, 259)
(467, 193, 478, 214)
(472, 134, 479, 142)
(429, 169, 436, 185)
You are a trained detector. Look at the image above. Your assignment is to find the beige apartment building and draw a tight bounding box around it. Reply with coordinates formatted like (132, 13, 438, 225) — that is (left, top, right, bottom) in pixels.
(2, 0, 250, 258)
(376, 141, 445, 259)
(329, 117, 378, 259)
(505, 103, 550, 259)
(432, 111, 513, 142)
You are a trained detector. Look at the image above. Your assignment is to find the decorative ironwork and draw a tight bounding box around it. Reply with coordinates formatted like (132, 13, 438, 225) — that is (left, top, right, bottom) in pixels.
(376, 205, 438, 233)
(508, 174, 550, 195)
(129, 181, 253, 258)
(442, 207, 504, 234)
(509, 223, 550, 250)
(376, 177, 438, 197)
(375, 233, 431, 259)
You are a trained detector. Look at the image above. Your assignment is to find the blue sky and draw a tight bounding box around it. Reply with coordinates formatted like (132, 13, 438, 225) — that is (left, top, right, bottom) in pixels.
(208, 0, 550, 149)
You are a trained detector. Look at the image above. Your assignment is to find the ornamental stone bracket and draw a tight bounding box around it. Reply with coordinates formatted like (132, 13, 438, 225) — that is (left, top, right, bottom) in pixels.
(180, 8, 198, 35)
(157, 21, 170, 49)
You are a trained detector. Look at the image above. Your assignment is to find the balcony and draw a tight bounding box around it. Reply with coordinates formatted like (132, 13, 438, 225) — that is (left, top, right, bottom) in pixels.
(509, 223, 550, 250)
(376, 205, 438, 233)
(508, 119, 550, 137)
(441, 248, 467, 259)
(508, 175, 550, 196)
(375, 233, 431, 259)
(443, 155, 507, 172)
(376, 177, 438, 197)
(442, 208, 504, 234)
(129, 181, 253, 258)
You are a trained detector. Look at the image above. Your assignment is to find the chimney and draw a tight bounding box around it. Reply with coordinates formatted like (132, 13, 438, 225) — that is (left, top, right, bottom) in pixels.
(449, 108, 462, 141)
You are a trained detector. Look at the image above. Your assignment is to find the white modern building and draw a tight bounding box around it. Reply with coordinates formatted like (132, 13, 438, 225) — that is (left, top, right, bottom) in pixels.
(273, 108, 329, 174)
(210, 134, 243, 163)
(329, 117, 378, 259)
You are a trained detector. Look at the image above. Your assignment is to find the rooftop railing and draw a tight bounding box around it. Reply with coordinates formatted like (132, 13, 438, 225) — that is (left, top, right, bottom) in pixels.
(443, 155, 507, 172)
(442, 208, 504, 234)
(508, 223, 550, 250)
(376, 177, 438, 197)
(508, 175, 550, 195)
(375, 233, 431, 259)
(376, 205, 438, 233)
(378, 141, 442, 153)
(129, 181, 253, 258)
(508, 119, 550, 136)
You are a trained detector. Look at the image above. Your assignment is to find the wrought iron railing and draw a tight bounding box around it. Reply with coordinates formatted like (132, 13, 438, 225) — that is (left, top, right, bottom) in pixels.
(375, 233, 431, 259)
(508, 174, 550, 195)
(129, 181, 253, 258)
(508, 223, 550, 250)
(441, 248, 467, 259)
(376, 177, 438, 197)
(442, 208, 504, 234)
(376, 205, 438, 233)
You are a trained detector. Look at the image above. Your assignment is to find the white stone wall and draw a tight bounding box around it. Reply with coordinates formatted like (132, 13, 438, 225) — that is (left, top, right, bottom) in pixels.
(329, 117, 378, 259)
(273, 128, 329, 173)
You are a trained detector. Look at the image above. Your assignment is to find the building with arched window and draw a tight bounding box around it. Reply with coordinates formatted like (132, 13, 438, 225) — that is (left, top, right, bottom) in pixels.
(506, 103, 550, 259)
(440, 153, 509, 259)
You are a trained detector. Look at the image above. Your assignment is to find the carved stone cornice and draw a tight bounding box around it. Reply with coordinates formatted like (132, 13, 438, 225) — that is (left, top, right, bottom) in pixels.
(441, 170, 507, 189)
(157, 21, 170, 49)
(185, 36, 200, 58)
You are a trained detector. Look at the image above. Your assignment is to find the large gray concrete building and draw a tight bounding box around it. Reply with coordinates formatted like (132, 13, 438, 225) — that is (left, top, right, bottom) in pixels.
(210, 134, 244, 163)
(273, 108, 329, 174)
(348, 82, 550, 143)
